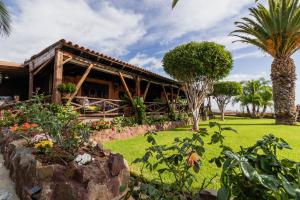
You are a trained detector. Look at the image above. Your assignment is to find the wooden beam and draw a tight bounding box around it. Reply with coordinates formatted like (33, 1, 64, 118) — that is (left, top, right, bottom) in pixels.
(62, 57, 73, 65)
(33, 57, 53, 76)
(143, 82, 151, 100)
(52, 50, 64, 104)
(67, 64, 94, 104)
(135, 76, 141, 97)
(162, 85, 169, 102)
(119, 72, 133, 104)
(28, 72, 34, 99)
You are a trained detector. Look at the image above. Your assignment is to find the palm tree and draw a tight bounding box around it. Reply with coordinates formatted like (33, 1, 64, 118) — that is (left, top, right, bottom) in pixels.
(0, 0, 11, 36)
(232, 0, 300, 125)
(259, 85, 273, 117)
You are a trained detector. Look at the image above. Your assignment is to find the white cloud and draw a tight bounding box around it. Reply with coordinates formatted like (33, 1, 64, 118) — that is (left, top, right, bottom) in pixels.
(234, 50, 266, 60)
(0, 0, 145, 62)
(225, 72, 269, 82)
(128, 53, 162, 71)
(141, 0, 253, 42)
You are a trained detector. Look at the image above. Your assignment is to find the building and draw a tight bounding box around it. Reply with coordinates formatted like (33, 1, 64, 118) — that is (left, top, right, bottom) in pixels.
(0, 39, 185, 117)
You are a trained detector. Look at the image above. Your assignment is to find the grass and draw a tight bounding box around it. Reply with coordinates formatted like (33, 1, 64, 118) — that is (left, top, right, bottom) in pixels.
(104, 116, 300, 190)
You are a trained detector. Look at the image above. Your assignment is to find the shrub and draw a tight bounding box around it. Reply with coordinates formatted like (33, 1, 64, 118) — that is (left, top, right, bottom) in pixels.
(112, 116, 137, 131)
(128, 129, 214, 199)
(132, 97, 146, 125)
(57, 82, 76, 94)
(215, 134, 300, 199)
(90, 119, 111, 131)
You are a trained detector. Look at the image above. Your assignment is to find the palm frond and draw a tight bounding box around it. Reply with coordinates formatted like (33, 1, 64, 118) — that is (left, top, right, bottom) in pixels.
(172, 0, 179, 9)
(232, 0, 300, 58)
(0, 0, 11, 36)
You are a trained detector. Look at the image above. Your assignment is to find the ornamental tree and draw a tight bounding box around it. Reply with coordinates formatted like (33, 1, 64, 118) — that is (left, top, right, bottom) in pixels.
(212, 81, 242, 121)
(163, 42, 233, 130)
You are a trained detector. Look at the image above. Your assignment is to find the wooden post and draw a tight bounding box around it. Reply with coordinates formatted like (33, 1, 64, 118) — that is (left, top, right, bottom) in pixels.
(28, 71, 34, 99)
(119, 72, 133, 104)
(162, 85, 169, 102)
(52, 50, 64, 103)
(143, 82, 151, 100)
(67, 64, 94, 104)
(135, 76, 141, 97)
(171, 87, 175, 112)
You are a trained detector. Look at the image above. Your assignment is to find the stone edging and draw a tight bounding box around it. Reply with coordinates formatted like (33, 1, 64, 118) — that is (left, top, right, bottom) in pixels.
(0, 130, 130, 200)
(90, 119, 192, 143)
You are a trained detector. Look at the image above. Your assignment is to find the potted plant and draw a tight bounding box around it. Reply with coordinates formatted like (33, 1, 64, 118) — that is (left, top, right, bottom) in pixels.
(57, 83, 76, 98)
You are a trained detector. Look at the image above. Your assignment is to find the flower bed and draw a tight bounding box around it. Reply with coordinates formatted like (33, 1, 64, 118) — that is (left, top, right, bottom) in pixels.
(90, 119, 192, 143)
(0, 127, 130, 200)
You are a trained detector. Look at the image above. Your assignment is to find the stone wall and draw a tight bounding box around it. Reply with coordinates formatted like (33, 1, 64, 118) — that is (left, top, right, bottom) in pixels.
(0, 130, 130, 200)
(90, 119, 192, 143)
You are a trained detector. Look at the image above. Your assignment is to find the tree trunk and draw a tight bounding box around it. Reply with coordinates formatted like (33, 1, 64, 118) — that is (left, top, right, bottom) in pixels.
(246, 105, 251, 117)
(261, 105, 267, 118)
(221, 109, 225, 121)
(192, 109, 199, 131)
(271, 57, 297, 125)
(252, 104, 256, 118)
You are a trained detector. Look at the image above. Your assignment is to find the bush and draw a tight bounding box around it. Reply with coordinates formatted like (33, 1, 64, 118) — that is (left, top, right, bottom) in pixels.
(132, 97, 146, 125)
(90, 119, 111, 131)
(216, 134, 300, 200)
(14, 94, 89, 153)
(57, 82, 76, 94)
(112, 116, 137, 131)
(123, 122, 236, 199)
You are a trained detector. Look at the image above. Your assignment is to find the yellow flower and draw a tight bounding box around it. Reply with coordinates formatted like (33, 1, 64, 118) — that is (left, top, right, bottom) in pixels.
(34, 140, 53, 149)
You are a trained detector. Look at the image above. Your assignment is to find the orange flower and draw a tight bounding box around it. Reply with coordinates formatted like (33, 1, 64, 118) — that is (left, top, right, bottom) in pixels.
(10, 124, 18, 132)
(22, 122, 31, 129)
(187, 152, 200, 167)
(31, 123, 39, 128)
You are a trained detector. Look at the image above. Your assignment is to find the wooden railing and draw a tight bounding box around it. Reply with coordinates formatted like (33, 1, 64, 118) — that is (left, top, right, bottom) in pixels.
(67, 96, 188, 118)
(68, 96, 132, 117)
(145, 102, 168, 115)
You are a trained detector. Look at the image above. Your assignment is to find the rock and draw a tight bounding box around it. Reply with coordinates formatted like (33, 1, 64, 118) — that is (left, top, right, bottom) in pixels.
(108, 154, 126, 176)
(87, 181, 110, 200)
(31, 134, 53, 143)
(75, 153, 93, 166)
(36, 164, 55, 181)
(0, 189, 12, 200)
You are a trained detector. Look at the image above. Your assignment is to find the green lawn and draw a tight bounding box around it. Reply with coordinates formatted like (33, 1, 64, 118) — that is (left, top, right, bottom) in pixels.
(104, 117, 300, 189)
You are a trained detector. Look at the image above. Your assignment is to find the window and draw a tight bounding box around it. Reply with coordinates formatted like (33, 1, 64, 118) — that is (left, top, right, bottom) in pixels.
(82, 82, 109, 98)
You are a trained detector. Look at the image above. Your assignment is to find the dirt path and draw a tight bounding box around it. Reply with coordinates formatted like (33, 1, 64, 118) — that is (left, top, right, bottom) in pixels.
(0, 154, 19, 200)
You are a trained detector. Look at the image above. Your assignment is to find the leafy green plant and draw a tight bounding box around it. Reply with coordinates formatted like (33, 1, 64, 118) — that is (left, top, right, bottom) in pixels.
(216, 134, 300, 200)
(132, 97, 146, 125)
(124, 128, 217, 199)
(57, 82, 76, 94)
(112, 116, 137, 132)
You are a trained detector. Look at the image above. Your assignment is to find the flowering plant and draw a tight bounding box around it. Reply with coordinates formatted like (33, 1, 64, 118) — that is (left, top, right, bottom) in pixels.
(10, 122, 39, 133)
(90, 119, 111, 131)
(34, 140, 53, 154)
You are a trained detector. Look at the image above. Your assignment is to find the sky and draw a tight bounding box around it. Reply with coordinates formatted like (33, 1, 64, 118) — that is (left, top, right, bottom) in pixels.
(1, 0, 300, 107)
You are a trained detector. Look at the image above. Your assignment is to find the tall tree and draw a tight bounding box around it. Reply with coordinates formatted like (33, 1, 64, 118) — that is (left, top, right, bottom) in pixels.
(232, 0, 300, 125)
(163, 42, 233, 131)
(212, 81, 243, 121)
(0, 0, 10, 36)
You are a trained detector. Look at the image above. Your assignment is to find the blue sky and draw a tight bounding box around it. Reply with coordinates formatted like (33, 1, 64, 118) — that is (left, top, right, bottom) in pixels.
(1, 0, 300, 105)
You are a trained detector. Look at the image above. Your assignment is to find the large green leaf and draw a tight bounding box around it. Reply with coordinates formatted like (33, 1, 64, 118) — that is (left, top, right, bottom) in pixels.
(217, 187, 230, 200)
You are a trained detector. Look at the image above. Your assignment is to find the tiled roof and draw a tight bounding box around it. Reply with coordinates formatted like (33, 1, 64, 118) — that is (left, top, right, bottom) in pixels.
(0, 60, 21, 68)
(27, 39, 177, 84)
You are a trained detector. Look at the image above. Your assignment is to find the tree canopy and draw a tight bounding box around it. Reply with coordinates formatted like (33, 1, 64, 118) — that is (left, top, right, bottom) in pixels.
(212, 81, 243, 97)
(163, 41, 233, 130)
(163, 42, 233, 83)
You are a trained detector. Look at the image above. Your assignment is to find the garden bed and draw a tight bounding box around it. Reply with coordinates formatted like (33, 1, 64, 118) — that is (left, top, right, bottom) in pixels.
(0, 128, 130, 200)
(90, 119, 192, 143)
